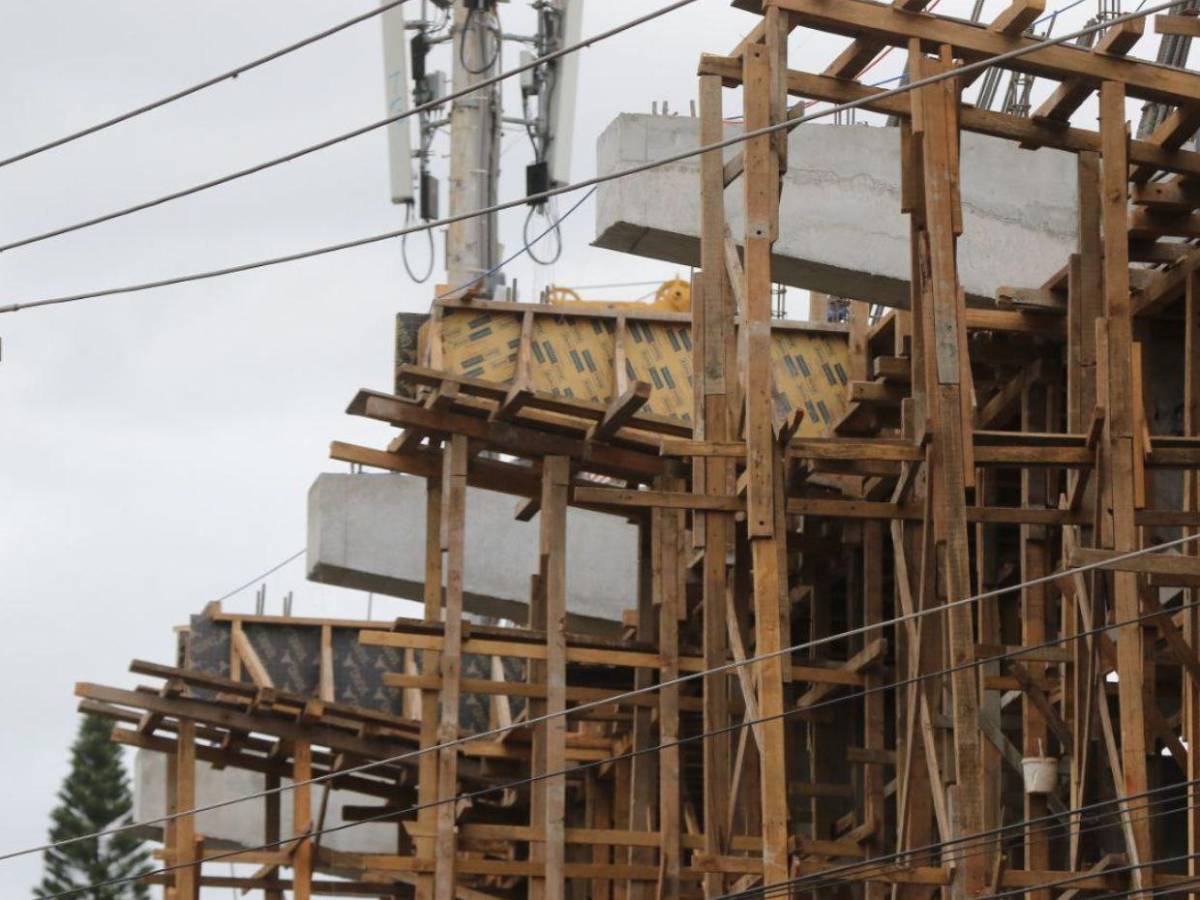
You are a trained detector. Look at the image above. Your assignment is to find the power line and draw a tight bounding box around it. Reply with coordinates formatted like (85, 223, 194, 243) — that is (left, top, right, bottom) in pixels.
(210, 547, 305, 606)
(13, 527, 1200, 868)
(0, 0, 698, 256)
(715, 792, 1197, 900)
(0, 0, 413, 170)
(44, 649, 1200, 900)
(433, 186, 597, 301)
(1, 0, 1185, 316)
(194, 192, 597, 619)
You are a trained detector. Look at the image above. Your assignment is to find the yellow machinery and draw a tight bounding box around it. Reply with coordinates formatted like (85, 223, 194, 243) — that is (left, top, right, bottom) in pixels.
(543, 277, 691, 313)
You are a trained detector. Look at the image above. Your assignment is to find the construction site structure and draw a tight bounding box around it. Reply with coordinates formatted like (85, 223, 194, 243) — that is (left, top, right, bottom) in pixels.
(74, 1, 1200, 898)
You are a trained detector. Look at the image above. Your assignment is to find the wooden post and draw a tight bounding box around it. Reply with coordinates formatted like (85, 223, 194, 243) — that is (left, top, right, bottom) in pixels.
(413, 476, 442, 900)
(174, 718, 197, 900)
(627, 521, 657, 900)
(1022, 382, 1050, 900)
(435, 433, 468, 900)
(1067, 150, 1103, 870)
(541, 455, 570, 900)
(742, 17, 791, 887)
(293, 740, 314, 900)
(657, 480, 683, 900)
(1185, 271, 1200, 900)
(698, 69, 734, 897)
(863, 522, 887, 900)
(910, 46, 986, 899)
(264, 772, 284, 900)
(1099, 80, 1153, 878)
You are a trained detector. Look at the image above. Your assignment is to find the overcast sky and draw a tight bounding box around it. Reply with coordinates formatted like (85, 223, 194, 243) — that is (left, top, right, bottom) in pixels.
(0, 0, 1143, 894)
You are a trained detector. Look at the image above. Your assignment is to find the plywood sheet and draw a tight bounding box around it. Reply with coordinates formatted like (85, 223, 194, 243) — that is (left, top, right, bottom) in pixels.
(406, 306, 852, 437)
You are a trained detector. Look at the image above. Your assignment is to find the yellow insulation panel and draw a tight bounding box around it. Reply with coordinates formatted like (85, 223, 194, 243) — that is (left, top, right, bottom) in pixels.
(429, 308, 850, 437)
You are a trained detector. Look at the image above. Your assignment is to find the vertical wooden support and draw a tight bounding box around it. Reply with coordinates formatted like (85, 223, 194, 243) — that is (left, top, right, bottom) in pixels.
(174, 719, 197, 900)
(862, 522, 887, 900)
(1022, 383, 1050, 900)
(292, 740, 314, 900)
(742, 16, 790, 887)
(1099, 80, 1153, 877)
(1068, 150, 1103, 870)
(541, 455, 570, 900)
(264, 772, 283, 900)
(910, 47, 986, 899)
(587, 773, 614, 900)
(435, 433, 468, 900)
(627, 521, 658, 900)
(698, 70, 733, 895)
(1185, 271, 1200, 900)
(319, 624, 335, 703)
(656, 480, 683, 900)
(416, 477, 443, 900)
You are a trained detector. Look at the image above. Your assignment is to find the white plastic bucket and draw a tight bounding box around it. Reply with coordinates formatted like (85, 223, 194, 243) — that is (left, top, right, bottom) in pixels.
(1022, 756, 1057, 794)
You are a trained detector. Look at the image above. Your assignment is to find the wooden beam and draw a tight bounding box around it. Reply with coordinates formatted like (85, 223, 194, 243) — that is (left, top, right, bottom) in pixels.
(1156, 14, 1200, 37)
(990, 0, 1046, 37)
(231, 624, 274, 689)
(434, 434, 468, 900)
(541, 456, 569, 900)
(174, 718, 198, 900)
(773, 0, 1200, 107)
(743, 27, 790, 889)
(588, 382, 652, 442)
(1100, 79, 1154, 874)
(1033, 17, 1145, 124)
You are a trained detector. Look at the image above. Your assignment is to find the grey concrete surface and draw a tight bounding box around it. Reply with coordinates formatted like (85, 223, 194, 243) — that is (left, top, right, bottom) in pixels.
(306, 473, 635, 631)
(133, 749, 399, 854)
(594, 115, 1078, 308)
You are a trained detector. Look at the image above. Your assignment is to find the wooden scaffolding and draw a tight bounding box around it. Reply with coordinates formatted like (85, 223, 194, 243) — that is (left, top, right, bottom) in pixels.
(78, 1, 1200, 897)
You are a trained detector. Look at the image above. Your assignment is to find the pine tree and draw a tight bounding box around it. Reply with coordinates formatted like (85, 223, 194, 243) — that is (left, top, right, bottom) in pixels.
(36, 714, 149, 899)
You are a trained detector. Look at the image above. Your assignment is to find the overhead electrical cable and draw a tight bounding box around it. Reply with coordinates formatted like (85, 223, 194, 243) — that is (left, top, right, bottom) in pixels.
(0, 0, 698, 257)
(210, 547, 304, 606)
(710, 793, 1198, 900)
(0, 0, 1186, 316)
(0, 0, 413, 169)
(42, 660, 1200, 900)
(12, 528, 1200, 867)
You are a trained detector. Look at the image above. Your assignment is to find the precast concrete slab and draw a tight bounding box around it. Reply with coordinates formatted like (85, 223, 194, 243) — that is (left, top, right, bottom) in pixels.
(594, 115, 1077, 308)
(133, 749, 399, 854)
(306, 473, 635, 632)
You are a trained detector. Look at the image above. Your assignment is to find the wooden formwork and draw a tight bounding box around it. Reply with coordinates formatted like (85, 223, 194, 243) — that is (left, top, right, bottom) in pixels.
(78, 2, 1200, 898)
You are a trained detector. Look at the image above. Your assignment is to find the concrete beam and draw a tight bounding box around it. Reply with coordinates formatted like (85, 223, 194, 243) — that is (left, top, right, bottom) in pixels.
(593, 115, 1077, 308)
(306, 473, 635, 632)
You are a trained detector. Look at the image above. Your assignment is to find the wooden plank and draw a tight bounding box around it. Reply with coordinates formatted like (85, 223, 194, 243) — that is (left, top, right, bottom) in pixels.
(588, 382, 652, 442)
(353, 391, 667, 479)
(695, 59, 1200, 181)
(571, 487, 741, 512)
(318, 625, 334, 704)
(1100, 79, 1154, 876)
(414, 479, 441, 900)
(1033, 17, 1144, 124)
(231, 625, 274, 689)
(292, 740, 313, 900)
(773, 0, 1200, 107)
(743, 26, 790, 888)
(434, 434, 468, 900)
(174, 718, 197, 900)
(1156, 14, 1200, 36)
(990, 0, 1045, 37)
(1068, 546, 1200, 577)
(698, 69, 735, 898)
(656, 481, 683, 900)
(541, 456, 569, 900)
(913, 47, 987, 895)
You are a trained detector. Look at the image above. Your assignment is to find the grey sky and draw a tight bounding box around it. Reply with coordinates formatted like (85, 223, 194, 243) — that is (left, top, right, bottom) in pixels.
(0, 0, 1130, 894)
